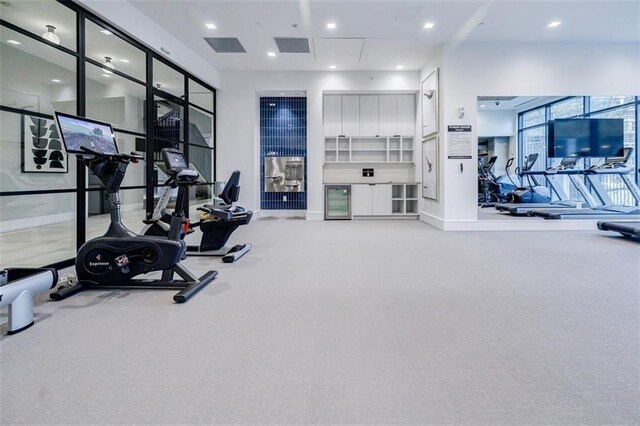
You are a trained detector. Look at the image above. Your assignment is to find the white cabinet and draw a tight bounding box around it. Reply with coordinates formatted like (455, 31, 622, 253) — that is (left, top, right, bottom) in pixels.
(323, 95, 342, 136)
(341, 95, 360, 136)
(352, 184, 373, 216)
(352, 184, 392, 216)
(378, 95, 397, 136)
(324, 94, 415, 137)
(359, 95, 379, 136)
(396, 94, 415, 136)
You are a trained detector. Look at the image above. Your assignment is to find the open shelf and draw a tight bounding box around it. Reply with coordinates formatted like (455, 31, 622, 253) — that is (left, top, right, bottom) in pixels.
(324, 136, 415, 164)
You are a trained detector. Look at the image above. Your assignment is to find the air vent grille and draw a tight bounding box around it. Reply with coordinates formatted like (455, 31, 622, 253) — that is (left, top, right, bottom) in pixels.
(477, 96, 518, 101)
(274, 37, 310, 53)
(204, 37, 246, 53)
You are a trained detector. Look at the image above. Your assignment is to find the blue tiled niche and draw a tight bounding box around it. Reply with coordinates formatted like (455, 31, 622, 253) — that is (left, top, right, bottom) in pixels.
(260, 97, 307, 210)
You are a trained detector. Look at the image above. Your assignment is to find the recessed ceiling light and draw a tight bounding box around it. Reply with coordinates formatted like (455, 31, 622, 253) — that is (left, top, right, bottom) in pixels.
(423, 22, 435, 29)
(100, 29, 112, 35)
(480, 104, 486, 108)
(51, 79, 61, 83)
(7, 39, 21, 45)
(120, 58, 130, 63)
(102, 73, 111, 78)
(327, 22, 336, 29)
(396, 65, 404, 70)
(329, 65, 336, 70)
(547, 21, 562, 28)
(280, 92, 285, 96)
(205, 23, 217, 29)
(267, 51, 276, 57)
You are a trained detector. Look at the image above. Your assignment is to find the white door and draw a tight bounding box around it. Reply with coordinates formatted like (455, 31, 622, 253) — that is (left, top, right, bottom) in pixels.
(371, 184, 392, 215)
(378, 95, 397, 136)
(341, 95, 360, 136)
(323, 95, 342, 136)
(396, 94, 415, 136)
(351, 184, 373, 216)
(359, 95, 379, 136)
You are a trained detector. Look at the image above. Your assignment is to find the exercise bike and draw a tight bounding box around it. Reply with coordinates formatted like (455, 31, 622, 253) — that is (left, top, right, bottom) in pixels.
(142, 149, 253, 263)
(50, 112, 217, 303)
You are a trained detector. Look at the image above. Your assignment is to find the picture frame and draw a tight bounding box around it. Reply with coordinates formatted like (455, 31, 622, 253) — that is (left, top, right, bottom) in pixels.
(21, 114, 68, 173)
(421, 68, 439, 138)
(422, 136, 438, 200)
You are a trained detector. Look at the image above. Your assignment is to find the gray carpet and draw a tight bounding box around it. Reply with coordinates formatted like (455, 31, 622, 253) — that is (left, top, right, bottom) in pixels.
(1, 219, 639, 424)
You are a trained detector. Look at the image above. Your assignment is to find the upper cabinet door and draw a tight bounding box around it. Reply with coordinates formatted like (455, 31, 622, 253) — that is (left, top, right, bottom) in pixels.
(378, 95, 397, 136)
(396, 94, 416, 136)
(323, 95, 342, 136)
(341, 95, 360, 136)
(359, 95, 379, 137)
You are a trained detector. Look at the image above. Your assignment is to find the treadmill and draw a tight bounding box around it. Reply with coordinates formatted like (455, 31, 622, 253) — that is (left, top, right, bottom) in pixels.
(531, 149, 640, 219)
(597, 221, 640, 239)
(496, 157, 594, 215)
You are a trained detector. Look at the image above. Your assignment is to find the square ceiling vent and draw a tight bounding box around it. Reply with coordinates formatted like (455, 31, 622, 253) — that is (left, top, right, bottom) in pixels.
(274, 37, 310, 53)
(204, 37, 246, 53)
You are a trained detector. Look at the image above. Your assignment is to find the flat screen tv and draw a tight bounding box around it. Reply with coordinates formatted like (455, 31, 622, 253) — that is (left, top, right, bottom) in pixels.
(548, 118, 624, 158)
(55, 112, 119, 155)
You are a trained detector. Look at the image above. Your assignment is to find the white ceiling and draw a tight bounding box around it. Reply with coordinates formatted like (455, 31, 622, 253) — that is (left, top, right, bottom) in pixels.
(127, 0, 640, 72)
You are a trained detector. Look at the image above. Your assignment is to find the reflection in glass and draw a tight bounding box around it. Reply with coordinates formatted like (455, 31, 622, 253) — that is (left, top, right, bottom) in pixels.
(85, 19, 147, 82)
(87, 188, 146, 240)
(0, 192, 76, 266)
(0, 0, 77, 50)
(0, 111, 78, 192)
(153, 58, 184, 98)
(522, 108, 545, 128)
(550, 97, 583, 119)
(189, 144, 213, 183)
(0, 26, 77, 116)
(154, 96, 184, 141)
(590, 96, 636, 113)
(189, 107, 214, 147)
(189, 79, 214, 111)
(85, 61, 146, 133)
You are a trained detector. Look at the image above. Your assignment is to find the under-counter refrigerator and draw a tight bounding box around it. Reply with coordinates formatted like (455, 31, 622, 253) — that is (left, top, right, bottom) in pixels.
(324, 185, 351, 220)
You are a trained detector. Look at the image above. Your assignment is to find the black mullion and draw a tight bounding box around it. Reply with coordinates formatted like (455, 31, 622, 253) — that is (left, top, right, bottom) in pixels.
(0, 19, 79, 57)
(114, 128, 147, 138)
(188, 102, 214, 115)
(213, 88, 217, 181)
(145, 52, 155, 215)
(183, 75, 190, 218)
(76, 10, 86, 251)
(0, 188, 78, 197)
(0, 106, 53, 120)
(85, 57, 146, 86)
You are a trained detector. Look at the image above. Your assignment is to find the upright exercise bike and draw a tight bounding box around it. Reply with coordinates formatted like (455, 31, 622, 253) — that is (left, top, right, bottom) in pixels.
(142, 149, 253, 263)
(50, 112, 217, 303)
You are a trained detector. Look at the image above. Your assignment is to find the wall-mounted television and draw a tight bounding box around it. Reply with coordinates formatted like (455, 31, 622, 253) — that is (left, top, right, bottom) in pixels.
(548, 118, 624, 158)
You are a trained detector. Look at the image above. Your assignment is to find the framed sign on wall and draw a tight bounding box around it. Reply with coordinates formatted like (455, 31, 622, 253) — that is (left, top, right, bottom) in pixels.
(21, 114, 68, 173)
(422, 136, 438, 200)
(421, 68, 439, 138)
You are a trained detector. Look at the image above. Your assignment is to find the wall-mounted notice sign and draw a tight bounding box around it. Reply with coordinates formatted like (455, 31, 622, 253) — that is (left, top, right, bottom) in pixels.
(447, 125, 472, 159)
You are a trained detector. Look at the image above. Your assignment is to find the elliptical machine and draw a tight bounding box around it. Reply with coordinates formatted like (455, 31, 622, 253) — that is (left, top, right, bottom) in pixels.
(504, 153, 551, 203)
(50, 112, 217, 303)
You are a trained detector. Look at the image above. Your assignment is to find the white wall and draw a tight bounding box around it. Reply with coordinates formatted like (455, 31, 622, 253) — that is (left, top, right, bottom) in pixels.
(477, 110, 515, 137)
(431, 41, 640, 229)
(217, 71, 420, 219)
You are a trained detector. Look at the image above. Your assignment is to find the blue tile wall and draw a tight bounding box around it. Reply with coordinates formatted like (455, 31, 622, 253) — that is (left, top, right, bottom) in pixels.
(260, 97, 307, 210)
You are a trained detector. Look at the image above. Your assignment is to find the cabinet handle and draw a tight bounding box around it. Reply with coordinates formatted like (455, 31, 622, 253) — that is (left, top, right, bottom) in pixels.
(393, 134, 400, 137)
(338, 135, 346, 138)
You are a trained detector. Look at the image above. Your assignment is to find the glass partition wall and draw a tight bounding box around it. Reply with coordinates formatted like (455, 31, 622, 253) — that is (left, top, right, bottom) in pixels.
(0, 0, 216, 268)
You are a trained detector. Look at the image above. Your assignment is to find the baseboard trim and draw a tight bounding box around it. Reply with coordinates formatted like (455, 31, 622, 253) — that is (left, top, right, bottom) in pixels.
(419, 211, 600, 231)
(306, 211, 324, 221)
